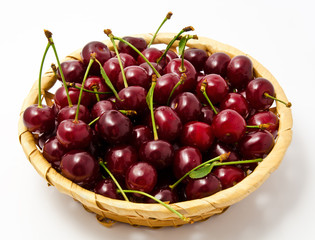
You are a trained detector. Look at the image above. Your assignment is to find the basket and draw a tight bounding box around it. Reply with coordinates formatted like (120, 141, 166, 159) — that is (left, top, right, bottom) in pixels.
(18, 33, 293, 228)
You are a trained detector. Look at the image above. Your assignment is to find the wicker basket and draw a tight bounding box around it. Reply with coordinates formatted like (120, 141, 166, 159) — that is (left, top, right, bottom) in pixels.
(18, 33, 293, 228)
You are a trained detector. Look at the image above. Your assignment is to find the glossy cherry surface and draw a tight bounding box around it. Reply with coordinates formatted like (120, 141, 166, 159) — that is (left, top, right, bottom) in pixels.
(220, 92, 249, 118)
(146, 186, 178, 204)
(198, 106, 218, 125)
(43, 136, 66, 169)
(130, 125, 153, 149)
(56, 60, 85, 83)
(90, 100, 117, 119)
(204, 52, 231, 78)
(57, 105, 90, 124)
(116, 66, 150, 91)
(118, 36, 147, 59)
(84, 76, 111, 102)
(94, 179, 121, 199)
(137, 47, 167, 68)
(212, 166, 246, 189)
(247, 111, 279, 138)
(54, 85, 92, 108)
(183, 48, 208, 72)
(116, 86, 147, 115)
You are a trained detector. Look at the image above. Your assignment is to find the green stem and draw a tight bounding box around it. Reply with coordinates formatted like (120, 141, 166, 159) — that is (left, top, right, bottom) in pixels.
(38, 42, 51, 108)
(148, 11, 173, 47)
(44, 30, 73, 107)
(75, 56, 94, 122)
(112, 35, 161, 78)
(88, 116, 100, 126)
(99, 162, 129, 202)
(65, 82, 112, 94)
(213, 158, 263, 167)
(119, 110, 137, 116)
(200, 80, 218, 114)
(246, 124, 270, 130)
(264, 92, 292, 108)
(93, 86, 100, 102)
(118, 189, 190, 222)
(149, 75, 159, 140)
(104, 29, 128, 88)
(156, 26, 194, 64)
(166, 73, 186, 106)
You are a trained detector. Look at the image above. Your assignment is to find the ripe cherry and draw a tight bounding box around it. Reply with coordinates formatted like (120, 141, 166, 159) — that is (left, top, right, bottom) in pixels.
(137, 47, 167, 68)
(212, 166, 246, 189)
(56, 60, 85, 84)
(183, 48, 208, 72)
(204, 52, 231, 78)
(220, 92, 249, 118)
(115, 53, 136, 67)
(198, 106, 218, 125)
(94, 179, 121, 199)
(43, 136, 66, 170)
(84, 76, 111, 102)
(90, 100, 117, 119)
(146, 186, 178, 204)
(57, 105, 90, 124)
(116, 66, 150, 91)
(130, 125, 153, 149)
(247, 111, 279, 138)
(139, 62, 163, 79)
(54, 85, 92, 108)
(118, 36, 147, 59)
(103, 57, 125, 86)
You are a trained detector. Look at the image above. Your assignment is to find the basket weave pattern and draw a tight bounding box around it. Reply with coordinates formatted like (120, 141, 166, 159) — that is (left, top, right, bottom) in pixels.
(18, 33, 293, 227)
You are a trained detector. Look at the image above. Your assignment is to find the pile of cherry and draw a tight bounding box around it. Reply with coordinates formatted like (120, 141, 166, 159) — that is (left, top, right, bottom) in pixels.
(23, 21, 291, 217)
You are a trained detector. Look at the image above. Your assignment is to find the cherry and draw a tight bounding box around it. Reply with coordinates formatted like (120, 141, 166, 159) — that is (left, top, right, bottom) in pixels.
(23, 104, 56, 134)
(173, 146, 202, 180)
(130, 125, 153, 149)
(170, 92, 202, 123)
(115, 86, 147, 115)
(196, 74, 229, 105)
(183, 48, 208, 72)
(139, 140, 174, 170)
(137, 47, 167, 68)
(116, 66, 150, 91)
(239, 130, 275, 159)
(115, 53, 136, 67)
(220, 92, 249, 118)
(94, 179, 121, 199)
(118, 36, 147, 59)
(60, 150, 99, 187)
(154, 106, 182, 142)
(56, 119, 92, 150)
(146, 186, 178, 204)
(153, 73, 182, 105)
(162, 49, 178, 63)
(139, 62, 163, 79)
(54, 85, 92, 108)
(209, 141, 240, 162)
(103, 58, 125, 86)
(84, 75, 111, 102)
(180, 121, 214, 152)
(212, 166, 246, 189)
(226, 55, 253, 89)
(105, 145, 138, 180)
(90, 100, 117, 119)
(97, 109, 132, 145)
(81, 41, 111, 74)
(212, 109, 246, 144)
(185, 174, 222, 200)
(198, 106, 218, 125)
(125, 162, 157, 194)
(165, 58, 197, 92)
(56, 60, 85, 84)
(43, 136, 66, 170)
(204, 52, 231, 78)
(57, 105, 90, 124)
(247, 111, 279, 138)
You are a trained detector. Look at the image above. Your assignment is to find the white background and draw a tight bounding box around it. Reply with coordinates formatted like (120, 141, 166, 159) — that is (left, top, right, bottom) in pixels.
(1, 0, 314, 239)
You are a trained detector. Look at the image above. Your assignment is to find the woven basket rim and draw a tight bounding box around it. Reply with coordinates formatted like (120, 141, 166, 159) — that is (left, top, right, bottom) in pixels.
(18, 32, 293, 227)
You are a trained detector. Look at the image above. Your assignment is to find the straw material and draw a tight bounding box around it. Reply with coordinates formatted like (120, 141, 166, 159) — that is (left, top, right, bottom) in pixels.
(18, 33, 293, 227)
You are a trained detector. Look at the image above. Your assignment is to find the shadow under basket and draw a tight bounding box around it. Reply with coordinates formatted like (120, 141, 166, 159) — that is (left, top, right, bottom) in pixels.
(18, 33, 293, 228)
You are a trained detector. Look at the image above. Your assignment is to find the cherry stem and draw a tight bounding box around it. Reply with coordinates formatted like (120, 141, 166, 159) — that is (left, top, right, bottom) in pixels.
(169, 153, 230, 190)
(65, 82, 111, 94)
(104, 29, 128, 88)
(88, 116, 99, 126)
(149, 75, 159, 141)
(92, 86, 100, 102)
(179, 35, 198, 72)
(75, 55, 94, 122)
(200, 80, 218, 114)
(44, 30, 73, 107)
(99, 161, 129, 202)
(117, 189, 191, 223)
(246, 124, 270, 130)
(119, 110, 137, 116)
(264, 92, 292, 108)
(167, 73, 186, 105)
(148, 11, 173, 48)
(37, 42, 51, 108)
(157, 26, 194, 64)
(111, 35, 161, 78)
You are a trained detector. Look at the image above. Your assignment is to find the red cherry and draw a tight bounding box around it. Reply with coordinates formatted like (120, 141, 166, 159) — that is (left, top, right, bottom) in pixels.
(56, 60, 85, 84)
(54, 85, 92, 109)
(57, 105, 90, 124)
(212, 166, 246, 189)
(146, 186, 178, 204)
(116, 66, 150, 91)
(183, 48, 208, 72)
(130, 125, 153, 149)
(220, 92, 249, 118)
(43, 136, 66, 170)
(118, 36, 147, 59)
(90, 100, 117, 119)
(247, 111, 279, 138)
(204, 52, 231, 78)
(137, 47, 167, 68)
(94, 179, 121, 199)
(84, 76, 111, 102)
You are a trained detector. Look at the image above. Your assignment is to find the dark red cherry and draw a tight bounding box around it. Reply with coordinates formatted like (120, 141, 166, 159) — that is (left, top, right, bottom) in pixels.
(239, 130, 275, 159)
(165, 58, 197, 92)
(226, 55, 253, 89)
(170, 92, 202, 123)
(220, 92, 249, 118)
(180, 121, 214, 152)
(54, 85, 92, 108)
(204, 52, 231, 78)
(130, 125, 153, 149)
(56, 60, 85, 84)
(139, 140, 174, 170)
(212, 166, 246, 189)
(198, 106, 218, 125)
(209, 142, 240, 162)
(247, 111, 279, 138)
(105, 145, 138, 180)
(97, 109, 132, 145)
(81, 41, 111, 74)
(196, 74, 229, 105)
(94, 179, 121, 199)
(212, 109, 246, 144)
(183, 48, 208, 72)
(84, 76, 111, 102)
(154, 106, 182, 142)
(118, 36, 147, 59)
(137, 47, 167, 68)
(57, 105, 90, 124)
(146, 186, 178, 204)
(173, 146, 202, 180)
(116, 53, 136, 67)
(115, 86, 147, 115)
(43, 136, 66, 170)
(56, 119, 92, 150)
(162, 49, 178, 63)
(116, 66, 150, 91)
(185, 174, 222, 200)
(23, 104, 55, 134)
(125, 162, 157, 194)
(246, 78, 275, 110)
(60, 150, 99, 186)
(139, 62, 163, 79)
(103, 58, 124, 86)
(90, 100, 117, 119)
(153, 73, 183, 105)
